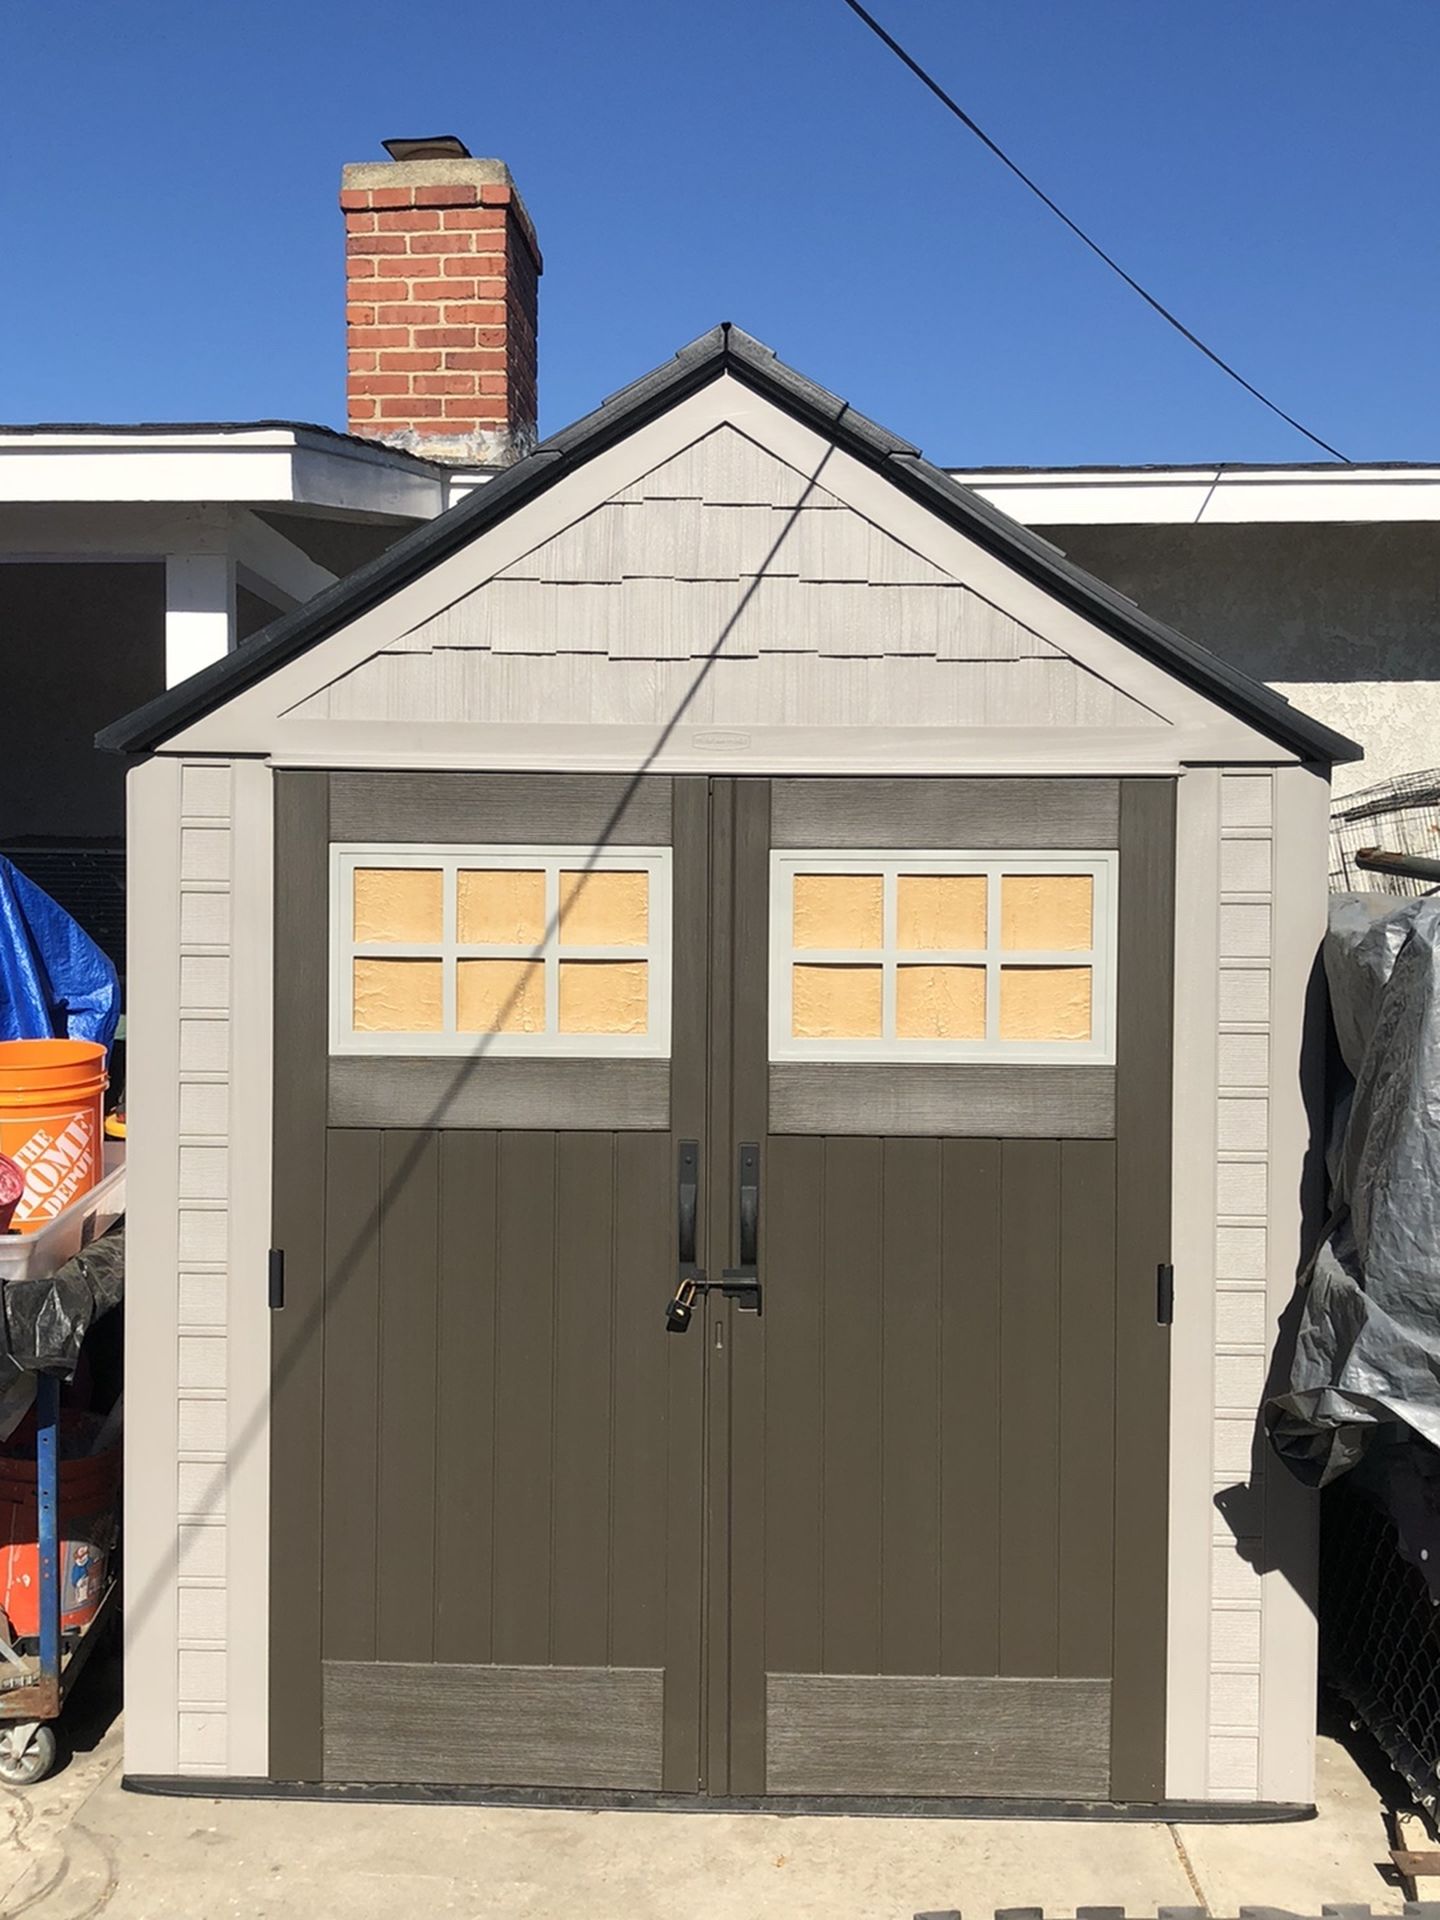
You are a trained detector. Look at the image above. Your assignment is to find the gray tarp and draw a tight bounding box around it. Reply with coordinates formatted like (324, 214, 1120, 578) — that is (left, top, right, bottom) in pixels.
(1268, 894, 1440, 1488)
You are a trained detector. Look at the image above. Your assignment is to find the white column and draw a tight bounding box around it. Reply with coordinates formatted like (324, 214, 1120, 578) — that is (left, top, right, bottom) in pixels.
(165, 553, 235, 687)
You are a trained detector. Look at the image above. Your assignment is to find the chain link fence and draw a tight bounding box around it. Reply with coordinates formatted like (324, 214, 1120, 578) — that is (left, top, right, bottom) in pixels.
(1322, 1479, 1440, 1816)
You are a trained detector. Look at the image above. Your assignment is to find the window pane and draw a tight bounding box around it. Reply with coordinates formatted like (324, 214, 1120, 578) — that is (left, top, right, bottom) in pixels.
(353, 868, 442, 943)
(896, 964, 986, 1039)
(793, 874, 883, 950)
(558, 959, 648, 1034)
(458, 869, 544, 946)
(792, 964, 883, 1038)
(353, 957, 443, 1032)
(457, 959, 546, 1033)
(999, 966, 1092, 1040)
(1001, 874, 1093, 952)
(896, 874, 986, 950)
(559, 871, 649, 948)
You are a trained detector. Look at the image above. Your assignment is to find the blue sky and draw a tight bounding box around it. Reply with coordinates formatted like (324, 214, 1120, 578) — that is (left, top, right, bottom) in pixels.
(5, 1, 1436, 465)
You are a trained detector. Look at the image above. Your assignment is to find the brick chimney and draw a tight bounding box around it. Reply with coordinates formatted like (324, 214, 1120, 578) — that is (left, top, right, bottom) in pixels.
(341, 138, 541, 466)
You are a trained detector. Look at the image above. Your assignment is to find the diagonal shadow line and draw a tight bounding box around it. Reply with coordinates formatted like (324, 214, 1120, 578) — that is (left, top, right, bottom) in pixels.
(127, 437, 845, 1676)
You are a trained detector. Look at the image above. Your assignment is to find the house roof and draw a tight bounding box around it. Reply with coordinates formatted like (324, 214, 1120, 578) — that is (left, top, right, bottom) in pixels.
(98, 325, 1363, 763)
(0, 421, 458, 516)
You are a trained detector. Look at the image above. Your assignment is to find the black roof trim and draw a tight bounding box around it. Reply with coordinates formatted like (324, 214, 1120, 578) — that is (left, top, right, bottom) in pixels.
(98, 324, 1362, 763)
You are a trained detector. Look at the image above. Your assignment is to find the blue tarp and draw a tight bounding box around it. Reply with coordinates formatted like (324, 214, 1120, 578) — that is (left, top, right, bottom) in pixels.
(0, 858, 119, 1050)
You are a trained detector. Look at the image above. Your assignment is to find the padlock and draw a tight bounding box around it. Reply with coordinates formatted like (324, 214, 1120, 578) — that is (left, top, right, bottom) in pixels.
(665, 1277, 698, 1333)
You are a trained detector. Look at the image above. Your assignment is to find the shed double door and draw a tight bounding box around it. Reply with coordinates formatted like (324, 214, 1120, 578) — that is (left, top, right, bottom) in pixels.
(270, 771, 1173, 1802)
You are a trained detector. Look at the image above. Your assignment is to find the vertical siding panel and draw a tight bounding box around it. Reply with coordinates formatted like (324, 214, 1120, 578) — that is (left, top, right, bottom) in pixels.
(762, 1137, 825, 1680)
(491, 1131, 557, 1665)
(550, 1132, 616, 1666)
(375, 1130, 440, 1662)
(1057, 1138, 1118, 1677)
(880, 1137, 942, 1675)
(321, 1131, 381, 1664)
(821, 1136, 883, 1674)
(940, 1139, 1002, 1676)
(725, 777, 772, 1795)
(998, 1137, 1061, 1676)
(268, 769, 329, 1781)
(1111, 777, 1176, 1800)
(434, 1131, 498, 1664)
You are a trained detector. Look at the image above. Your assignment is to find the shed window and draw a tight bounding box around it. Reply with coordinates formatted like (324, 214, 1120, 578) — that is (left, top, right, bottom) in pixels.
(770, 852, 1116, 1064)
(331, 847, 672, 1057)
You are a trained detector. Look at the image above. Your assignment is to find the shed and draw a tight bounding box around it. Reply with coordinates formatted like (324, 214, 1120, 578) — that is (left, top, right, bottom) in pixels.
(102, 326, 1359, 1810)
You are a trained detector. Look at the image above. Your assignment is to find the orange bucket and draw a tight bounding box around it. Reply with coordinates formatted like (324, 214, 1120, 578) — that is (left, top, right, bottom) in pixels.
(0, 1413, 120, 1638)
(0, 1041, 107, 1234)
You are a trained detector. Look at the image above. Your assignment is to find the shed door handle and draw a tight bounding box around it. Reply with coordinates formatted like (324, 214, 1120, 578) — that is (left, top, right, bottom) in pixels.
(722, 1143, 761, 1313)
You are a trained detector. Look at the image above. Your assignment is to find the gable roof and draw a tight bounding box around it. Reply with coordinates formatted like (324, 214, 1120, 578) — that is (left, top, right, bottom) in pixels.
(98, 325, 1362, 762)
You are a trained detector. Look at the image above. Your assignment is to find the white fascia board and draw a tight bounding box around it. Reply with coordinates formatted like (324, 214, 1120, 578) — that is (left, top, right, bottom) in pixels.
(952, 468, 1440, 527)
(0, 428, 448, 516)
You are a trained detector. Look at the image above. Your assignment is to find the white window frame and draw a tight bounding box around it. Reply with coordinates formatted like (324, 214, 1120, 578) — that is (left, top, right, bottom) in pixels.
(769, 850, 1118, 1065)
(330, 844, 673, 1058)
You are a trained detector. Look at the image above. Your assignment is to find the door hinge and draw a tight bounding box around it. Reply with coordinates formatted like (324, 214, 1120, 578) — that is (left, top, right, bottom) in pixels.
(268, 1248, 285, 1310)
(1156, 1261, 1174, 1326)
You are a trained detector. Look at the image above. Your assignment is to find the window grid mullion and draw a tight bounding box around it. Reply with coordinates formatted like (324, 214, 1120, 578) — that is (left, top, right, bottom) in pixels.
(882, 869, 898, 1042)
(442, 858, 458, 1035)
(544, 862, 561, 1036)
(985, 867, 1001, 1042)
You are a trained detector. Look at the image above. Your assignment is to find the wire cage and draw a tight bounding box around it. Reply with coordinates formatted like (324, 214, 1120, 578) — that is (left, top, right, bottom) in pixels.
(1322, 1480, 1440, 1815)
(1331, 772, 1440, 895)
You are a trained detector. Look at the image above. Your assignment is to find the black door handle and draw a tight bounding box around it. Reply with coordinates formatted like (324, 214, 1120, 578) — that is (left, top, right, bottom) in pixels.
(667, 1141, 704, 1332)
(722, 1142, 761, 1314)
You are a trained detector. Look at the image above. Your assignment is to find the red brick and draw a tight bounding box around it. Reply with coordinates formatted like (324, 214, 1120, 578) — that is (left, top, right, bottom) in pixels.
(411, 184, 478, 208)
(347, 232, 409, 255)
(338, 188, 371, 211)
(348, 374, 412, 397)
(345, 256, 377, 279)
(379, 395, 444, 418)
(414, 326, 477, 347)
(349, 326, 411, 349)
(441, 254, 481, 277)
(410, 373, 483, 395)
(442, 208, 506, 231)
(408, 230, 469, 255)
(413, 277, 472, 301)
(377, 304, 439, 325)
(370, 186, 419, 210)
(376, 208, 439, 231)
(376, 350, 441, 373)
(345, 303, 376, 326)
(443, 349, 506, 371)
(368, 257, 420, 284)
(344, 211, 377, 234)
(479, 373, 510, 395)
(349, 397, 377, 419)
(479, 183, 513, 206)
(443, 302, 506, 325)
(347, 350, 377, 373)
(443, 395, 505, 419)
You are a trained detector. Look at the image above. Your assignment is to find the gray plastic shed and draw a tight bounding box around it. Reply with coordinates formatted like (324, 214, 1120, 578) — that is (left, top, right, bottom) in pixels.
(102, 326, 1359, 1810)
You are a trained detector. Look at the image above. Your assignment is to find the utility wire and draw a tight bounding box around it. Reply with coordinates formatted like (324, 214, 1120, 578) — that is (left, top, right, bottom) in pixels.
(840, 0, 1351, 463)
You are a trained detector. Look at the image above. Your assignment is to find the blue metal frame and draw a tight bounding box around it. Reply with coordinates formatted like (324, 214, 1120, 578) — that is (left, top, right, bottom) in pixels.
(34, 1373, 58, 1683)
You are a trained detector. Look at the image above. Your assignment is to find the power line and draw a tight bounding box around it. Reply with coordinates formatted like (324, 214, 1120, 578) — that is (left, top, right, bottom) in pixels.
(839, 0, 1351, 463)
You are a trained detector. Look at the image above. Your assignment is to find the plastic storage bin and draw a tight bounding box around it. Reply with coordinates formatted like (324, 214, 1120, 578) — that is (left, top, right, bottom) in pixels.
(0, 1146, 125, 1287)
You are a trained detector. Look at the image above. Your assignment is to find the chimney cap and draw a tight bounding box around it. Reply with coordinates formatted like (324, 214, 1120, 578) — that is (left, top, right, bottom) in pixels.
(381, 135, 472, 163)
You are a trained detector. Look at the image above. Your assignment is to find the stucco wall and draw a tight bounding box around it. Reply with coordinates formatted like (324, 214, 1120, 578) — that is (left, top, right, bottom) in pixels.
(1049, 523, 1440, 796)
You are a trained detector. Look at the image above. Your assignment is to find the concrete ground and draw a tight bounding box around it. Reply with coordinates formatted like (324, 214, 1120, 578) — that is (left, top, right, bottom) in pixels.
(0, 1659, 1411, 1919)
